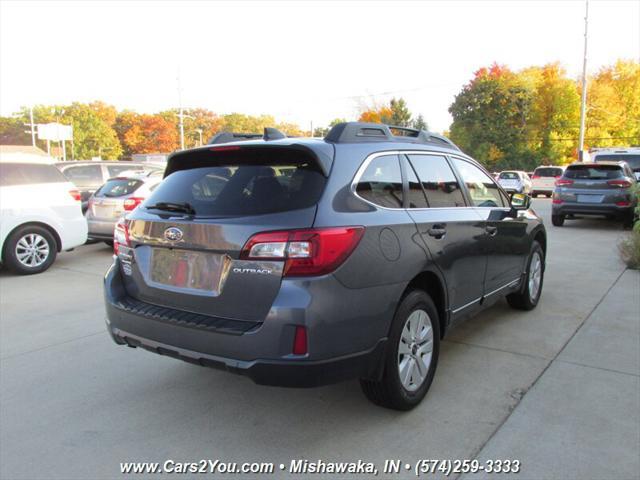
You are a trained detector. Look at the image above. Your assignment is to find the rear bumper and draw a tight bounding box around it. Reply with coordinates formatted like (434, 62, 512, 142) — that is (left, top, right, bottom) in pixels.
(104, 260, 393, 387)
(88, 218, 117, 239)
(552, 202, 634, 216)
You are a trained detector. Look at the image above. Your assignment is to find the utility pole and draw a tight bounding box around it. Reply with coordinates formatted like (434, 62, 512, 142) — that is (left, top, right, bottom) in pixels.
(175, 70, 193, 150)
(23, 107, 36, 146)
(578, 0, 589, 162)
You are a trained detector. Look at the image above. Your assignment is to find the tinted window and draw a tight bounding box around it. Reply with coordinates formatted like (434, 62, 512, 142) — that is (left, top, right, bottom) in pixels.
(453, 158, 507, 208)
(408, 155, 465, 208)
(95, 179, 143, 197)
(499, 172, 519, 180)
(0, 162, 68, 187)
(593, 154, 640, 170)
(356, 155, 403, 208)
(564, 165, 624, 180)
(534, 167, 563, 177)
(62, 164, 103, 187)
(146, 158, 325, 217)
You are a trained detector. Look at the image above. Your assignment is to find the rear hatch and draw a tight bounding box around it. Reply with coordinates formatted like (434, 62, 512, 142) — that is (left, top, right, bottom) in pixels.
(557, 164, 630, 204)
(532, 167, 563, 189)
(117, 146, 328, 322)
(498, 172, 521, 190)
(90, 178, 143, 220)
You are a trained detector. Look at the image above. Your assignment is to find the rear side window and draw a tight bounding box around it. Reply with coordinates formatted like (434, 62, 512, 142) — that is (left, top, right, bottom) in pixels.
(145, 153, 326, 217)
(453, 158, 507, 208)
(534, 167, 563, 177)
(0, 163, 68, 186)
(95, 178, 143, 197)
(564, 165, 623, 180)
(408, 155, 465, 208)
(62, 164, 103, 187)
(356, 155, 403, 208)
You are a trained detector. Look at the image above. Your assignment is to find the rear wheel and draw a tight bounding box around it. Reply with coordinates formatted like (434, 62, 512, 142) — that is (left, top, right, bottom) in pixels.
(3, 225, 57, 275)
(623, 211, 635, 230)
(507, 241, 544, 311)
(552, 214, 565, 226)
(545, 193, 552, 198)
(360, 290, 440, 410)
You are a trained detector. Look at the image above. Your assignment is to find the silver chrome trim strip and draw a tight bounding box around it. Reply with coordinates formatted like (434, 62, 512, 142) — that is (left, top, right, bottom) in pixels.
(451, 297, 482, 314)
(483, 278, 521, 298)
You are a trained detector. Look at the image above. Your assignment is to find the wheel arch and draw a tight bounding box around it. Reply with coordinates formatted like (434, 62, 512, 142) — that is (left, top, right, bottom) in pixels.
(402, 269, 448, 338)
(532, 227, 547, 258)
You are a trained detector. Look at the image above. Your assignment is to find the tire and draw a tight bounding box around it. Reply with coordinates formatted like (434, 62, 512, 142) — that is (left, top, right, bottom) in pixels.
(622, 212, 635, 230)
(104, 240, 114, 247)
(360, 290, 440, 411)
(545, 193, 552, 198)
(507, 241, 544, 311)
(551, 214, 565, 226)
(2, 225, 57, 275)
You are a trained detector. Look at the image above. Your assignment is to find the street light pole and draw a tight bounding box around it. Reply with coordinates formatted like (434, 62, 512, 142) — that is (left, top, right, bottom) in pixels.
(578, 0, 589, 162)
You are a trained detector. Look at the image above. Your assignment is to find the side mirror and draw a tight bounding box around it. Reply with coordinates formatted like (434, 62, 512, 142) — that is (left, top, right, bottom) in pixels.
(511, 193, 531, 211)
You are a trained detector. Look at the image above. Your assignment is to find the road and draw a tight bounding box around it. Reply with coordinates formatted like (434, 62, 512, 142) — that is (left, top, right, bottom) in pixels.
(1, 199, 638, 479)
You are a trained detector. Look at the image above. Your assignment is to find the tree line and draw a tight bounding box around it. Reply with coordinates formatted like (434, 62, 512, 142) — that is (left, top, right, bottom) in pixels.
(0, 59, 637, 170)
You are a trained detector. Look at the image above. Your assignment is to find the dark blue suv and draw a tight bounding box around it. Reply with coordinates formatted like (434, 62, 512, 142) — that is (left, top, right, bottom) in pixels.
(104, 122, 546, 410)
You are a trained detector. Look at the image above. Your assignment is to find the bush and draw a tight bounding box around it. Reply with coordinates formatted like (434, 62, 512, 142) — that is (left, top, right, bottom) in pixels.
(619, 184, 640, 269)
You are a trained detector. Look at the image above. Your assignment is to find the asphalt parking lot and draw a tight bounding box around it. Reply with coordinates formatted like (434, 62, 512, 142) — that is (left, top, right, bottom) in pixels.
(1, 198, 638, 480)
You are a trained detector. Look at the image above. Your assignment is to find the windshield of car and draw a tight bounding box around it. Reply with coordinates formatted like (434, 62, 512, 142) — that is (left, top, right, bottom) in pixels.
(564, 165, 624, 180)
(144, 157, 325, 217)
(534, 167, 563, 177)
(499, 172, 519, 180)
(593, 154, 640, 171)
(95, 178, 143, 197)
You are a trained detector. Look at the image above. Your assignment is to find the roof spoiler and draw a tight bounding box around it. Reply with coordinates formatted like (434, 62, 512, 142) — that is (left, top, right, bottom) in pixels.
(325, 122, 459, 150)
(207, 128, 287, 145)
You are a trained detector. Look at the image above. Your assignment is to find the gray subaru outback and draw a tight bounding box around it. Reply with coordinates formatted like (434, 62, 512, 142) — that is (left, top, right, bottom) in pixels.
(104, 122, 546, 410)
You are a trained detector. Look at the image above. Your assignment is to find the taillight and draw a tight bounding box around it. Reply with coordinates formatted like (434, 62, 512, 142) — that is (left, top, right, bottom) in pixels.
(616, 200, 631, 207)
(123, 197, 144, 211)
(608, 179, 632, 188)
(292, 326, 308, 355)
(69, 189, 81, 201)
(552, 198, 564, 204)
(240, 226, 365, 277)
(555, 179, 574, 186)
(531, 175, 540, 179)
(113, 219, 131, 255)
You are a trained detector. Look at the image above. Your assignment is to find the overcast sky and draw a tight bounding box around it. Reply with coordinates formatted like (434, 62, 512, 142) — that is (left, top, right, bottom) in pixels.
(1, 0, 638, 132)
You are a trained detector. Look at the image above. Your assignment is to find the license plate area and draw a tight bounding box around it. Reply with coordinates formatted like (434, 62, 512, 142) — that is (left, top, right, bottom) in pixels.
(577, 194, 604, 204)
(149, 248, 231, 295)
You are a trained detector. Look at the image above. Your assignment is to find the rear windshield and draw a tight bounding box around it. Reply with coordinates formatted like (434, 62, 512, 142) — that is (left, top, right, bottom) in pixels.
(564, 165, 623, 180)
(95, 178, 143, 197)
(593, 154, 640, 170)
(145, 154, 325, 217)
(534, 167, 563, 177)
(0, 162, 68, 187)
(499, 172, 519, 180)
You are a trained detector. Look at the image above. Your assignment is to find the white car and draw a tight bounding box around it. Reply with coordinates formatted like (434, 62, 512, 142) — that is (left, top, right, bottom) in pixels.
(531, 165, 566, 197)
(590, 148, 640, 181)
(497, 170, 532, 194)
(0, 158, 88, 274)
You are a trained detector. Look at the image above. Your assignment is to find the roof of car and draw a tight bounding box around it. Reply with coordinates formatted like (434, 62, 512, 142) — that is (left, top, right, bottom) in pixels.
(568, 161, 626, 167)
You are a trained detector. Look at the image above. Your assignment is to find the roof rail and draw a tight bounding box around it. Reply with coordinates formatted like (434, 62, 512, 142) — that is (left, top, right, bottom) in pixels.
(324, 122, 459, 150)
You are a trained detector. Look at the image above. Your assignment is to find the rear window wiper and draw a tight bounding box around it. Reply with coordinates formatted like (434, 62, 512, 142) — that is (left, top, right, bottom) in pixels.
(145, 201, 196, 215)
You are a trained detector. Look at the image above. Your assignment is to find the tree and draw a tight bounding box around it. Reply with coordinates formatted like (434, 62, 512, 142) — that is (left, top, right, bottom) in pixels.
(0, 116, 30, 145)
(64, 103, 122, 159)
(118, 113, 178, 154)
(389, 98, 411, 126)
(411, 114, 428, 131)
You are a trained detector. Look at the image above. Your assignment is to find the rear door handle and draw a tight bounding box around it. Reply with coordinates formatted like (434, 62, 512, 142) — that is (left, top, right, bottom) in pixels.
(486, 225, 498, 236)
(427, 225, 447, 239)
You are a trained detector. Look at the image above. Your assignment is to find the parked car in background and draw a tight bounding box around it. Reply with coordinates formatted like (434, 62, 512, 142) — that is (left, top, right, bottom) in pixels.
(0, 158, 87, 274)
(590, 147, 640, 181)
(86, 171, 163, 244)
(531, 166, 565, 197)
(104, 122, 546, 410)
(56, 161, 164, 213)
(497, 170, 532, 194)
(552, 162, 637, 228)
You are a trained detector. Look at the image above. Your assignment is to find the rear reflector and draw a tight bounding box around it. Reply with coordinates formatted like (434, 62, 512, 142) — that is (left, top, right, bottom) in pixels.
(241, 226, 365, 277)
(292, 326, 307, 355)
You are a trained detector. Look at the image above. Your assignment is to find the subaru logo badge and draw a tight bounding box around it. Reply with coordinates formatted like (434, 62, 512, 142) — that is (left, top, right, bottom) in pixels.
(164, 227, 183, 242)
